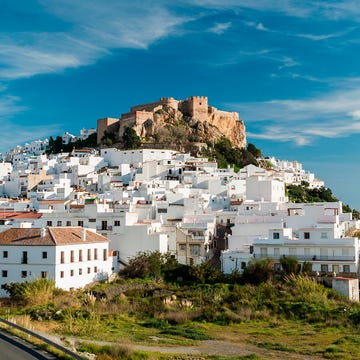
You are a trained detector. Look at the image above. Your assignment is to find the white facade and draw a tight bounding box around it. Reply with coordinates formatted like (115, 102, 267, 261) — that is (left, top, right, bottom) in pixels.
(0, 227, 117, 297)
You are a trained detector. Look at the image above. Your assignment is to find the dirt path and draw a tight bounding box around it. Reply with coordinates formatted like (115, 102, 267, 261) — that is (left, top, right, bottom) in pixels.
(39, 332, 324, 360)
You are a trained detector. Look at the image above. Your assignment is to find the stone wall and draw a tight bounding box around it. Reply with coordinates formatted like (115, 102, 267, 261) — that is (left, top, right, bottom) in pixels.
(97, 118, 120, 144)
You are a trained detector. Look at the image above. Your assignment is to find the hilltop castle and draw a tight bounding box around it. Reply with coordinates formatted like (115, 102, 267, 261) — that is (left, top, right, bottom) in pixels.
(97, 96, 246, 149)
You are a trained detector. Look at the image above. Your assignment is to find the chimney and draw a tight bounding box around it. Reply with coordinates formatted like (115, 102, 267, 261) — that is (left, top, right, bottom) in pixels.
(41, 228, 46, 238)
(81, 228, 86, 241)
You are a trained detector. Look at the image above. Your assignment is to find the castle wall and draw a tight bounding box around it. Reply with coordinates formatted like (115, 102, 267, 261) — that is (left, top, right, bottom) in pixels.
(129, 97, 179, 113)
(97, 118, 119, 144)
(179, 96, 208, 122)
(119, 111, 154, 138)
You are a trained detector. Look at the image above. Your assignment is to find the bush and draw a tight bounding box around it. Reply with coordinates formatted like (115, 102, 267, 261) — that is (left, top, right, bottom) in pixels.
(4, 278, 55, 306)
(120, 251, 181, 281)
(280, 256, 300, 275)
(242, 258, 274, 285)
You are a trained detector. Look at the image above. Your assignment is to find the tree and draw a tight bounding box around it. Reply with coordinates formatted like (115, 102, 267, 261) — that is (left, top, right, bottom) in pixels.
(242, 258, 274, 285)
(120, 251, 182, 281)
(246, 143, 262, 158)
(189, 262, 223, 284)
(122, 127, 141, 149)
(280, 256, 300, 275)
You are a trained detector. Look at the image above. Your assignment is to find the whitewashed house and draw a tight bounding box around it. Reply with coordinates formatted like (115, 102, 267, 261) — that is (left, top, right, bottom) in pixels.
(252, 227, 359, 276)
(0, 227, 118, 297)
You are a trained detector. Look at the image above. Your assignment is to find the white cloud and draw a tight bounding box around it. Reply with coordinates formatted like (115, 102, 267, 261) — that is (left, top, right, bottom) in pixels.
(0, 0, 190, 81)
(208, 22, 232, 34)
(256, 23, 269, 31)
(227, 83, 360, 145)
(186, 0, 360, 20)
(0, 94, 61, 152)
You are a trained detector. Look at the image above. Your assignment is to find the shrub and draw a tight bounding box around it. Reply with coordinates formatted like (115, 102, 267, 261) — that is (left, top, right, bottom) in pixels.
(242, 258, 274, 285)
(4, 278, 55, 306)
(280, 256, 300, 275)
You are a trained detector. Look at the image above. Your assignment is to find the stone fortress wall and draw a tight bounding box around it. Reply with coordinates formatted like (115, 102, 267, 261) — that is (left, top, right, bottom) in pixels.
(97, 96, 246, 148)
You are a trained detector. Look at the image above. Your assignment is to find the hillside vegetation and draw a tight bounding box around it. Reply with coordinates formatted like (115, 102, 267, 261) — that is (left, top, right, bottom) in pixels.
(2, 254, 360, 360)
(287, 181, 360, 219)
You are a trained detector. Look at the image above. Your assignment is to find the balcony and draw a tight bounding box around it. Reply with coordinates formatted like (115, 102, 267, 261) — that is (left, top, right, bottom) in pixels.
(254, 254, 356, 262)
(96, 226, 113, 231)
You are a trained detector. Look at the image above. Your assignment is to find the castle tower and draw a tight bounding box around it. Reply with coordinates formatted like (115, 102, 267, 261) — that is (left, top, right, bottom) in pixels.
(97, 117, 119, 144)
(182, 96, 208, 122)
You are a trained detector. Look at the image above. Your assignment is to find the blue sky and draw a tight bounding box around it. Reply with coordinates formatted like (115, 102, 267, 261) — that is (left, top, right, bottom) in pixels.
(1, 1, 360, 208)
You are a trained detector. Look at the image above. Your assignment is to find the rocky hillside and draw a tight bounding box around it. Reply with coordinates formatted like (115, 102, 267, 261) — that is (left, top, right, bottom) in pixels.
(99, 96, 247, 153)
(139, 104, 246, 153)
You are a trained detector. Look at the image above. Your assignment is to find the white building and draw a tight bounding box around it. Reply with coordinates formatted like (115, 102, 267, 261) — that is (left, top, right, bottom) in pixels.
(0, 227, 118, 297)
(252, 227, 359, 276)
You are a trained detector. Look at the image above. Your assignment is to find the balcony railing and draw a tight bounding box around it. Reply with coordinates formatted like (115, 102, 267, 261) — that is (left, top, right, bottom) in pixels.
(254, 254, 356, 262)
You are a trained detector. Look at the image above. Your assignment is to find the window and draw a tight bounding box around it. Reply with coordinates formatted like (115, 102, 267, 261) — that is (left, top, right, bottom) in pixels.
(321, 232, 328, 239)
(78, 220, 84, 227)
(47, 221, 52, 226)
(179, 244, 186, 252)
(60, 271, 64, 278)
(321, 264, 328, 272)
(21, 271, 27, 278)
(89, 219, 96, 223)
(60, 251, 65, 264)
(343, 265, 350, 273)
(273, 232, 280, 239)
(94, 266, 97, 273)
(101, 221, 107, 230)
(41, 271, 47, 278)
(260, 247, 268, 257)
(70, 270, 74, 277)
(70, 250, 74, 263)
(3, 251, 8, 258)
(114, 220, 120, 226)
(66, 221, 71, 226)
(241, 262, 246, 269)
(2, 270, 7, 277)
(103, 249, 107, 261)
(94, 248, 98, 260)
(21, 251, 28, 264)
(304, 232, 310, 239)
(87, 249, 91, 261)
(79, 268, 82, 275)
(42, 251, 47, 259)
(87, 267, 91, 274)
(57, 220, 62, 226)
(190, 245, 200, 256)
(79, 250, 83, 262)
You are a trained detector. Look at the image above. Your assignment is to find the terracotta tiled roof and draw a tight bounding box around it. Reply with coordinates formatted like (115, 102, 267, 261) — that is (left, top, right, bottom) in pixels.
(0, 212, 43, 220)
(38, 200, 70, 204)
(49, 227, 108, 245)
(0, 227, 108, 246)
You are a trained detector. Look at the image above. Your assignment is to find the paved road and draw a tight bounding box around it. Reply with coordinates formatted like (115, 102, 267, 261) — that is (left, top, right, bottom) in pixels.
(0, 330, 57, 360)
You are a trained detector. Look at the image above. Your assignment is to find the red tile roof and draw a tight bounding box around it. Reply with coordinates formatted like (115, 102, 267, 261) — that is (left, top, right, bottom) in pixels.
(0, 212, 43, 220)
(38, 200, 70, 204)
(0, 227, 108, 246)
